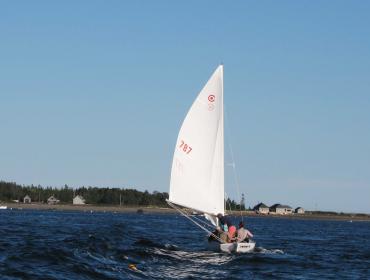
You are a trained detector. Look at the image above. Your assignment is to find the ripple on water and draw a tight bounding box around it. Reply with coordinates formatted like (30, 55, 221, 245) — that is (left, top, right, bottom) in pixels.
(0, 210, 369, 279)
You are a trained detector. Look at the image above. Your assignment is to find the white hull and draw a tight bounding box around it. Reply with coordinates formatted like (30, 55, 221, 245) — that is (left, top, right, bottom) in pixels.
(209, 241, 256, 253)
(0, 206, 7, 210)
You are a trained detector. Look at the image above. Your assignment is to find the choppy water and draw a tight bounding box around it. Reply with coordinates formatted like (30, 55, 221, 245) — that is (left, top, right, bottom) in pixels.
(0, 209, 369, 279)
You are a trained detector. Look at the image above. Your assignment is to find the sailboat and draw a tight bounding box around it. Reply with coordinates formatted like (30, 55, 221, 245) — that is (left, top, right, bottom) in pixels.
(167, 65, 255, 253)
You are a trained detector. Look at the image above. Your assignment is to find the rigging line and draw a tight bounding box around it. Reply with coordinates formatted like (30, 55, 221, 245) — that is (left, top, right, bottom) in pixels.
(169, 201, 216, 235)
(180, 209, 215, 230)
(168, 202, 224, 243)
(189, 214, 216, 230)
(167, 201, 225, 244)
(224, 106, 244, 221)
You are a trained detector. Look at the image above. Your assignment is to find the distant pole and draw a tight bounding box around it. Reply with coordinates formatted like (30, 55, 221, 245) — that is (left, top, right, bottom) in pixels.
(120, 194, 122, 206)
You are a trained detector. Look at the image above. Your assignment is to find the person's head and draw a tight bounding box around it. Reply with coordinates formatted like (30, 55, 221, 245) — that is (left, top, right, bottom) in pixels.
(239, 221, 244, 228)
(228, 225, 236, 237)
(217, 213, 223, 219)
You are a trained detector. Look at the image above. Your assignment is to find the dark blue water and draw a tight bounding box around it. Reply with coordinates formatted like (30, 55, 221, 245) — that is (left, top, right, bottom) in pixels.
(0, 209, 369, 279)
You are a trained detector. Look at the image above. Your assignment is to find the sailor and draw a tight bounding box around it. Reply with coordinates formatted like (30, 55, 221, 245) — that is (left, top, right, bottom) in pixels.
(236, 221, 254, 242)
(227, 225, 237, 243)
(217, 213, 232, 232)
(208, 226, 221, 242)
(220, 231, 228, 243)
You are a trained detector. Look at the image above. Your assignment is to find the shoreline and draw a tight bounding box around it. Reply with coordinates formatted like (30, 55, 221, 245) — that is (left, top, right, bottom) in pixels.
(3, 203, 370, 222)
(3, 203, 176, 214)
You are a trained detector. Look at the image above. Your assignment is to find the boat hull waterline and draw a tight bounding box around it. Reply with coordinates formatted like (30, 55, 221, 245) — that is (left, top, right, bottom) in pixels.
(208, 240, 256, 253)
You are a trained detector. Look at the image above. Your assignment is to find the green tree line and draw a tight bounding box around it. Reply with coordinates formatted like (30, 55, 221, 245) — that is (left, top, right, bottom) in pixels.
(0, 181, 168, 207)
(225, 198, 246, 211)
(0, 181, 245, 210)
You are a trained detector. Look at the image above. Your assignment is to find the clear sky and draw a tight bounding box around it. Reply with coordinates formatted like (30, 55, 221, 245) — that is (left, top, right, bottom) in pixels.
(1, 1, 370, 213)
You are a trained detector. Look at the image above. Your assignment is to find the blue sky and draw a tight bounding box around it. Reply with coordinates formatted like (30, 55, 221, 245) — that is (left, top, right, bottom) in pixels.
(1, 1, 369, 213)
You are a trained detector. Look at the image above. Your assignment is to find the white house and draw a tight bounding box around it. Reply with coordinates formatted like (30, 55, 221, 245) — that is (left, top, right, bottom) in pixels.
(47, 195, 60, 205)
(73, 195, 86, 205)
(23, 195, 31, 204)
(295, 207, 305, 214)
(270, 204, 293, 215)
(253, 202, 270, 214)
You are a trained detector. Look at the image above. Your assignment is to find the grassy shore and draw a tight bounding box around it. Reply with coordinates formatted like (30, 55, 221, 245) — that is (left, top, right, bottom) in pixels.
(3, 203, 370, 221)
(239, 211, 370, 222)
(4, 202, 175, 214)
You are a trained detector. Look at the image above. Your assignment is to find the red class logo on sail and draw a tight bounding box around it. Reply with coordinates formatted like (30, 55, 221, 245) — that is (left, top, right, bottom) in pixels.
(208, 95, 215, 102)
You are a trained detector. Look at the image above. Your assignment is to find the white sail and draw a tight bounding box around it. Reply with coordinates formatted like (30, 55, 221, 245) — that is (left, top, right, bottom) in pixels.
(169, 65, 224, 216)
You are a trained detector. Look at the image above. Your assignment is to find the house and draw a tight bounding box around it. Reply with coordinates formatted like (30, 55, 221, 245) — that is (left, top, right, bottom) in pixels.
(253, 202, 270, 214)
(269, 203, 293, 215)
(73, 195, 86, 205)
(23, 195, 31, 204)
(47, 195, 60, 205)
(295, 207, 305, 214)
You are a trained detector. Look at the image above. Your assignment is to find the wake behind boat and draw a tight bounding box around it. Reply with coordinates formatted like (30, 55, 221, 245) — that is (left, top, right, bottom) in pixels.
(167, 65, 255, 253)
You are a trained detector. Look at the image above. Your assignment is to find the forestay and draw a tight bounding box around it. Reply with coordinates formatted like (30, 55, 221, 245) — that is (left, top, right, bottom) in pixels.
(169, 65, 224, 219)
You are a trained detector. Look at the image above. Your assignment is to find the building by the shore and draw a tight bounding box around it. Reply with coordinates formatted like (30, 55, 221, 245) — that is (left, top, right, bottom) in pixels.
(295, 207, 305, 214)
(47, 195, 60, 205)
(23, 195, 31, 204)
(253, 202, 270, 214)
(269, 204, 293, 215)
(73, 195, 86, 205)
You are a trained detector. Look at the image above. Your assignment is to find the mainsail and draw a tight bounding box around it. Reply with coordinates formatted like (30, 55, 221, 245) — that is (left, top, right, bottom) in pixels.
(169, 65, 224, 217)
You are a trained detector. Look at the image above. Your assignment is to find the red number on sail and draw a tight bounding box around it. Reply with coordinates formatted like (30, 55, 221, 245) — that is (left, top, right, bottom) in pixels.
(179, 140, 184, 148)
(179, 140, 192, 154)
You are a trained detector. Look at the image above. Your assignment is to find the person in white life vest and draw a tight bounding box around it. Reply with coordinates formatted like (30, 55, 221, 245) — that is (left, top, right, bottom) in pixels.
(236, 221, 253, 242)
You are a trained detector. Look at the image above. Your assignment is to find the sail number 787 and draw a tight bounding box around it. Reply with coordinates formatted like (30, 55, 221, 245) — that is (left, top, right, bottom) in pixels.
(179, 140, 192, 154)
